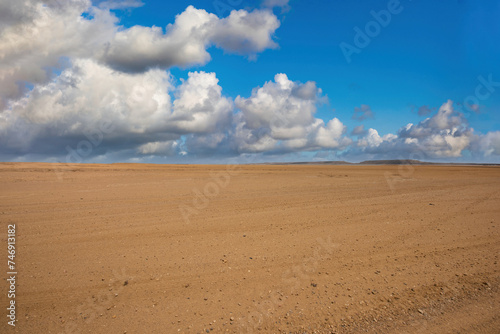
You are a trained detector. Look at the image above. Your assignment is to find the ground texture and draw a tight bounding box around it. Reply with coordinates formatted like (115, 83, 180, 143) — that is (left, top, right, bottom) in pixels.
(0, 163, 499, 333)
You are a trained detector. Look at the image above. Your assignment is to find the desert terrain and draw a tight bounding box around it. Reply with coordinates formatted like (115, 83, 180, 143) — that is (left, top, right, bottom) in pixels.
(0, 162, 499, 333)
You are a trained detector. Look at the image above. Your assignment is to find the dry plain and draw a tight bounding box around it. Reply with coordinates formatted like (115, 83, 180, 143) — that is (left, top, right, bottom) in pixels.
(0, 163, 499, 333)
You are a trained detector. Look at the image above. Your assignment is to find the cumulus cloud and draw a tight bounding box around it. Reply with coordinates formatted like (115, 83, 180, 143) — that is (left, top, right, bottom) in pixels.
(169, 71, 232, 134)
(184, 132, 230, 156)
(315, 118, 352, 149)
(100, 6, 279, 72)
(355, 100, 474, 158)
(0, 1, 498, 162)
(0, 59, 232, 160)
(210, 8, 280, 54)
(233, 74, 351, 153)
(474, 131, 500, 156)
(357, 129, 396, 148)
(137, 141, 178, 155)
(352, 104, 374, 121)
(0, 1, 280, 106)
(0, 0, 117, 108)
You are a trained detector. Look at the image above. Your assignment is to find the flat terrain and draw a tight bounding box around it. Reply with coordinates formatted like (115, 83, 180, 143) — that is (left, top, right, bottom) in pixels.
(1, 163, 499, 333)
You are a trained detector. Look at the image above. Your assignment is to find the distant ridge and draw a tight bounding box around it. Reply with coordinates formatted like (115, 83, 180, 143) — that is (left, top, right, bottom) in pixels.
(359, 159, 430, 165)
(260, 159, 424, 165)
(262, 159, 500, 166)
(265, 161, 353, 165)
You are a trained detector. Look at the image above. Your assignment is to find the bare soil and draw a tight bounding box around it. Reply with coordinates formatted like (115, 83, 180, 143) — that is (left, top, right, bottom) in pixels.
(0, 163, 499, 333)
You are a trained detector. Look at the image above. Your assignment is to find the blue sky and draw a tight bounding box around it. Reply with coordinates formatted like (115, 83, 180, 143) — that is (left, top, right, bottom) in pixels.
(1, 0, 499, 163)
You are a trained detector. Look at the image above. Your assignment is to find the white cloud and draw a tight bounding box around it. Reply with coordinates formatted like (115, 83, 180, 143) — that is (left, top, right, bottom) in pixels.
(475, 131, 500, 156)
(137, 141, 178, 155)
(98, 6, 280, 72)
(170, 71, 233, 134)
(0, 0, 117, 107)
(99, 6, 216, 72)
(1, 59, 172, 153)
(233, 73, 350, 153)
(315, 118, 351, 149)
(0, 1, 280, 106)
(210, 8, 280, 54)
(0, 0, 498, 163)
(357, 128, 382, 148)
(357, 128, 397, 148)
(354, 100, 474, 158)
(0, 59, 231, 159)
(398, 100, 473, 157)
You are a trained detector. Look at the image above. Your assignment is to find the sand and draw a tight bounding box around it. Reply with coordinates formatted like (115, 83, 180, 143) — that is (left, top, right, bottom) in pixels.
(0, 163, 499, 333)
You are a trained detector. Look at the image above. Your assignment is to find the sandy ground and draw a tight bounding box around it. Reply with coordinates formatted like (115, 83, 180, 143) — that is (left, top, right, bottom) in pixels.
(0, 163, 499, 333)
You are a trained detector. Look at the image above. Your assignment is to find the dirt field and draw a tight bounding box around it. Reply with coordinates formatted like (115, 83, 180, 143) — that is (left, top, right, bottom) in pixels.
(1, 163, 499, 333)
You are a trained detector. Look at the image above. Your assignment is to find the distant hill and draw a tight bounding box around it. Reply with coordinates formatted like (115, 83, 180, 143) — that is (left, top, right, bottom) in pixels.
(288, 161, 353, 165)
(263, 159, 426, 165)
(359, 159, 430, 165)
(258, 160, 353, 165)
(263, 159, 500, 166)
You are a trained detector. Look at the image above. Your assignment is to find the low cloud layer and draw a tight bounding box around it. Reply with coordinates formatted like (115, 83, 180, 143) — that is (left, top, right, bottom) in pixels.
(352, 100, 494, 160)
(0, 59, 233, 159)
